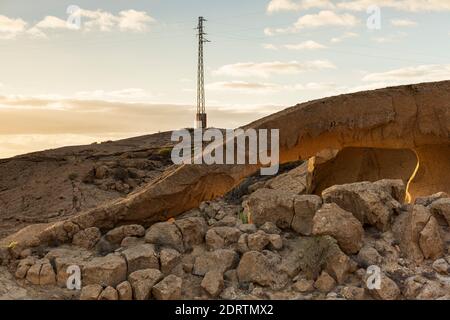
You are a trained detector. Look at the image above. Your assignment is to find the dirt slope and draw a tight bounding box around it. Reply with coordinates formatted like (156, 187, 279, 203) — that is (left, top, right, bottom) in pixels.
(0, 131, 175, 238)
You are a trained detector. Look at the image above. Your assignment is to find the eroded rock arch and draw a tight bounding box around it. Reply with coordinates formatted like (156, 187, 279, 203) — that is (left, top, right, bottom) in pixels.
(2, 81, 449, 250)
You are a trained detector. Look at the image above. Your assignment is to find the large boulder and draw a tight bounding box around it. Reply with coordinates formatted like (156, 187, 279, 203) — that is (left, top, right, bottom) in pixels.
(429, 198, 450, 226)
(128, 268, 163, 300)
(237, 251, 288, 289)
(205, 227, 241, 250)
(105, 225, 145, 244)
(393, 205, 444, 263)
(82, 254, 127, 287)
(265, 161, 311, 194)
(312, 203, 364, 255)
(121, 244, 159, 274)
(152, 275, 182, 300)
(322, 180, 403, 231)
(193, 249, 239, 276)
(174, 217, 208, 250)
(145, 222, 184, 252)
(243, 188, 296, 229)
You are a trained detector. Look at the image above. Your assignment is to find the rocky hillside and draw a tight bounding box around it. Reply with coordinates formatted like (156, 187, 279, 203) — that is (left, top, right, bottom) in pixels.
(0, 131, 175, 239)
(1, 161, 449, 300)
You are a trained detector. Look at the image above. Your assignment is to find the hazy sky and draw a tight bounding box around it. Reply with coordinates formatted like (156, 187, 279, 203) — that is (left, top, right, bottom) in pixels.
(1, 0, 450, 157)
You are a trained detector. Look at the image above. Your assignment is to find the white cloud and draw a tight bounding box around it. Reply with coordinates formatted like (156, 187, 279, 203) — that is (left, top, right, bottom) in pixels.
(362, 64, 450, 83)
(118, 10, 155, 32)
(207, 81, 280, 93)
(0, 15, 27, 39)
(262, 43, 279, 50)
(207, 81, 337, 94)
(331, 31, 359, 43)
(372, 32, 406, 43)
(337, 0, 450, 12)
(267, 0, 450, 13)
(284, 40, 327, 50)
(265, 10, 359, 35)
(213, 60, 336, 78)
(390, 19, 417, 27)
(267, 0, 335, 13)
(9, 9, 155, 40)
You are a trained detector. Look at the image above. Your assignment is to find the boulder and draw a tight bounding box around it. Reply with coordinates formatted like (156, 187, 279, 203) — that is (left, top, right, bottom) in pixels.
(201, 271, 224, 298)
(116, 281, 133, 300)
(205, 227, 241, 250)
(121, 244, 159, 274)
(292, 279, 314, 293)
(357, 246, 382, 267)
(369, 273, 400, 300)
(265, 162, 310, 194)
(80, 284, 103, 300)
(322, 180, 403, 231)
(314, 271, 336, 293)
(432, 258, 449, 275)
(152, 275, 182, 300)
(259, 222, 281, 235)
(39, 262, 56, 286)
(25, 263, 41, 285)
(72, 227, 101, 249)
(312, 203, 364, 254)
(415, 192, 449, 207)
(160, 248, 181, 274)
(267, 234, 283, 250)
(15, 257, 35, 279)
(393, 205, 444, 263)
(193, 249, 239, 276)
(341, 286, 365, 300)
(174, 217, 207, 250)
(292, 195, 322, 235)
(145, 222, 184, 252)
(419, 216, 444, 260)
(105, 225, 145, 244)
(82, 254, 127, 287)
(99, 286, 119, 300)
(429, 198, 450, 226)
(247, 231, 270, 251)
(243, 188, 296, 229)
(237, 251, 288, 290)
(128, 268, 163, 300)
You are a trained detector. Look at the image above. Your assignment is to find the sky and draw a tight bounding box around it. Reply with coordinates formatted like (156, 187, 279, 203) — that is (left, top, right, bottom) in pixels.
(0, 0, 450, 158)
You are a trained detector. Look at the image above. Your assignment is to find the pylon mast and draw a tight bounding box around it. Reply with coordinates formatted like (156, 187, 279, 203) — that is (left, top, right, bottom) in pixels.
(196, 16, 209, 129)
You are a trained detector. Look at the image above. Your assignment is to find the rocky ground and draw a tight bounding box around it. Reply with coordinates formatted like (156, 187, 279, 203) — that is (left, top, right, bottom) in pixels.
(0, 131, 175, 239)
(1, 161, 449, 300)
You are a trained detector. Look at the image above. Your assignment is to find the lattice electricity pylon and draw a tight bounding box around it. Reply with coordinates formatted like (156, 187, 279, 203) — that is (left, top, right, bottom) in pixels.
(196, 16, 210, 129)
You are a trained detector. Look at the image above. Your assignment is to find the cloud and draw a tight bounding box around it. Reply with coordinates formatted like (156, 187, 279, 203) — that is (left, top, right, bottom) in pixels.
(207, 81, 337, 94)
(4, 9, 155, 40)
(362, 64, 450, 83)
(213, 60, 336, 78)
(265, 10, 359, 35)
(331, 31, 359, 43)
(207, 81, 279, 93)
(267, 0, 335, 13)
(284, 40, 327, 50)
(118, 9, 154, 32)
(337, 0, 450, 12)
(0, 15, 28, 39)
(390, 19, 417, 27)
(262, 43, 279, 50)
(372, 31, 407, 43)
(267, 0, 450, 13)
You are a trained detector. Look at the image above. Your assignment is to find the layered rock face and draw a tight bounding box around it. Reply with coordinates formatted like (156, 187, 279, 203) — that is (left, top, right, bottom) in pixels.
(1, 81, 450, 270)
